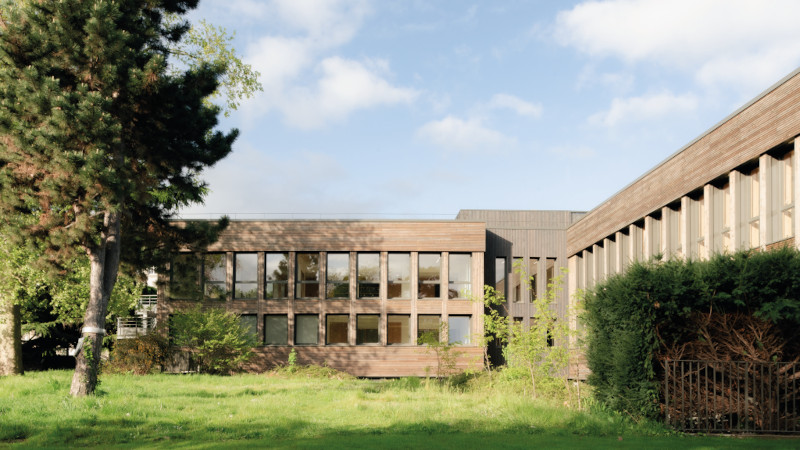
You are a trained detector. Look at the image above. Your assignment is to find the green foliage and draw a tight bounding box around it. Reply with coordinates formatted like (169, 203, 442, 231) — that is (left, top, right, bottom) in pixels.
(417, 323, 462, 379)
(106, 332, 170, 375)
(504, 262, 571, 399)
(287, 348, 297, 369)
(583, 247, 800, 420)
(170, 306, 255, 375)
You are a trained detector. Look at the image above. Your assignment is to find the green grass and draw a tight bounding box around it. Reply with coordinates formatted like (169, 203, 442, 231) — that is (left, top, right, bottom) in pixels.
(0, 370, 796, 448)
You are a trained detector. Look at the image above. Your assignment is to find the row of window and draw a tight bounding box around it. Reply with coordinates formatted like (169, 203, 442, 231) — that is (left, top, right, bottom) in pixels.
(233, 314, 472, 346)
(492, 256, 557, 303)
(170, 252, 472, 301)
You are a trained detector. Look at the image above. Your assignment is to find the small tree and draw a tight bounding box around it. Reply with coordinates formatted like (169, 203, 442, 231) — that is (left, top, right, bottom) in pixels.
(170, 306, 256, 375)
(505, 263, 570, 399)
(475, 285, 511, 374)
(418, 322, 461, 379)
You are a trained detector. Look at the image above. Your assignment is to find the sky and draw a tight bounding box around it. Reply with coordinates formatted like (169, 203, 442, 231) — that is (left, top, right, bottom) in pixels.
(179, 0, 800, 220)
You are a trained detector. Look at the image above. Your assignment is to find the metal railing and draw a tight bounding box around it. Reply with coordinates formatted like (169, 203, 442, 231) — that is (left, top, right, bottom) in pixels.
(116, 317, 157, 339)
(664, 360, 800, 433)
(138, 294, 157, 309)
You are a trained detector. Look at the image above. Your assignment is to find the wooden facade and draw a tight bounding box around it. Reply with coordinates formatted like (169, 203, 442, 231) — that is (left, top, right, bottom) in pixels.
(159, 220, 486, 377)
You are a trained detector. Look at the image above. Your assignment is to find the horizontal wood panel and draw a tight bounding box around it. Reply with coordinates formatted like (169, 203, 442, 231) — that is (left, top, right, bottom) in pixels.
(245, 346, 484, 377)
(177, 220, 486, 252)
(568, 70, 800, 255)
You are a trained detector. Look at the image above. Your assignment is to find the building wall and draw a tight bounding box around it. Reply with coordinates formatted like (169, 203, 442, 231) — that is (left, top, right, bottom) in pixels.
(159, 220, 486, 377)
(567, 69, 800, 298)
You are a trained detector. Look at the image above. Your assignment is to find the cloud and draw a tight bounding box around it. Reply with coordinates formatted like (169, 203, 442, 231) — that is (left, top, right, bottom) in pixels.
(487, 93, 543, 118)
(283, 57, 419, 129)
(416, 116, 516, 151)
(240, 0, 416, 128)
(554, 0, 800, 90)
(548, 145, 596, 161)
(589, 91, 698, 127)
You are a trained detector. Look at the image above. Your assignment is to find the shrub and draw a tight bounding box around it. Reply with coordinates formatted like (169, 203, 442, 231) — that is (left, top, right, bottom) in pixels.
(583, 247, 800, 420)
(106, 332, 169, 375)
(170, 306, 256, 375)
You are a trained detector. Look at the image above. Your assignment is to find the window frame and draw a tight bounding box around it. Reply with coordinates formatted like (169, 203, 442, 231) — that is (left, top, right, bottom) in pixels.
(356, 314, 380, 345)
(265, 252, 289, 299)
(233, 253, 258, 300)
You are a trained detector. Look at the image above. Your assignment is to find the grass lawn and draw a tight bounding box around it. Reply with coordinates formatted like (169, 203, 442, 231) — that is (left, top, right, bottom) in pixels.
(0, 370, 797, 448)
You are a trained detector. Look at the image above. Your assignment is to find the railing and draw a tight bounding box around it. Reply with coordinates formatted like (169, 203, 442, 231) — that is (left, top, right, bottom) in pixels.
(138, 294, 157, 310)
(116, 317, 157, 339)
(664, 360, 800, 434)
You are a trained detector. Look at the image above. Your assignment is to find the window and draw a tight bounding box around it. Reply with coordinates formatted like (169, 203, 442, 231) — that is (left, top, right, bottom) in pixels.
(296, 253, 320, 299)
(356, 315, 379, 344)
(448, 253, 471, 299)
(203, 253, 227, 300)
(265, 253, 289, 299)
(494, 257, 506, 296)
(417, 315, 440, 343)
(418, 253, 441, 299)
(295, 314, 318, 345)
(170, 253, 201, 299)
(326, 253, 350, 299)
(512, 257, 523, 302)
(326, 314, 348, 344)
(448, 316, 470, 345)
(387, 315, 411, 345)
(234, 253, 257, 299)
(388, 253, 411, 299)
(239, 314, 259, 343)
(357, 253, 380, 299)
(529, 258, 539, 302)
(264, 315, 288, 345)
(545, 258, 556, 292)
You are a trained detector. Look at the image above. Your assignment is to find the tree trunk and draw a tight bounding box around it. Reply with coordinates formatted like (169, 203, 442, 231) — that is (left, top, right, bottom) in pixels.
(70, 211, 121, 396)
(0, 298, 23, 376)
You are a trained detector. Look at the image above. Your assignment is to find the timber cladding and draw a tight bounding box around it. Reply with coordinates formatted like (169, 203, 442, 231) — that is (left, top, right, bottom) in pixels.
(568, 70, 800, 256)
(200, 220, 486, 252)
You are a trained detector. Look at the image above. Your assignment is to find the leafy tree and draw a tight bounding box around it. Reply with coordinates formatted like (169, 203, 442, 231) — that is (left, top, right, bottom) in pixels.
(0, 0, 236, 395)
(170, 306, 255, 374)
(504, 262, 570, 399)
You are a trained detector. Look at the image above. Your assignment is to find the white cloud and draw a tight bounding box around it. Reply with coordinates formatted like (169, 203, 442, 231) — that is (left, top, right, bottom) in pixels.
(590, 91, 698, 127)
(283, 57, 419, 129)
(239, 0, 417, 129)
(416, 116, 516, 151)
(487, 93, 543, 118)
(548, 145, 596, 161)
(554, 0, 800, 90)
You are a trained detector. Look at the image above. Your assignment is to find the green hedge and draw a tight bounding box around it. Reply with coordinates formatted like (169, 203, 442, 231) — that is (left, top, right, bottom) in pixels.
(583, 247, 800, 419)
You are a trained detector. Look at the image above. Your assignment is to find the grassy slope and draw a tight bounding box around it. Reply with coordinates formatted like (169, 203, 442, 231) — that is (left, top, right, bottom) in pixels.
(0, 371, 796, 448)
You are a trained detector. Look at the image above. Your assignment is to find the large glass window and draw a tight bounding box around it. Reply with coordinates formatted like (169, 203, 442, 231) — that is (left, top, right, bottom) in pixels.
(204, 253, 227, 300)
(295, 314, 318, 345)
(326, 253, 350, 299)
(234, 253, 257, 299)
(512, 257, 523, 303)
(239, 314, 259, 343)
(545, 258, 556, 293)
(528, 258, 539, 302)
(326, 314, 349, 344)
(448, 254, 471, 299)
(388, 253, 411, 299)
(296, 253, 320, 299)
(417, 315, 440, 343)
(357, 253, 380, 299)
(387, 315, 411, 345)
(418, 253, 441, 299)
(265, 253, 289, 299)
(170, 253, 201, 299)
(448, 316, 470, 345)
(356, 315, 379, 344)
(495, 257, 506, 297)
(264, 315, 288, 345)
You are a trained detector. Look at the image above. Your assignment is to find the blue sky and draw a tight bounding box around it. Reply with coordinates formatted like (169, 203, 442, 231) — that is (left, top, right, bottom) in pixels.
(180, 0, 800, 219)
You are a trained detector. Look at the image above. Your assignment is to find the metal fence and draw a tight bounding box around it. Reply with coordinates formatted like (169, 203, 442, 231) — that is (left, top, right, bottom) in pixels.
(116, 317, 157, 339)
(663, 360, 800, 433)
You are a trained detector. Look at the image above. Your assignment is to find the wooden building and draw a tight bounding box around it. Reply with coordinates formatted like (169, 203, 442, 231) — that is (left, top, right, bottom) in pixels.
(159, 220, 486, 377)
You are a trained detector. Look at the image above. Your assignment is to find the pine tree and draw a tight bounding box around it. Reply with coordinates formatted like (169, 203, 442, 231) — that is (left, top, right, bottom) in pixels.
(0, 0, 236, 395)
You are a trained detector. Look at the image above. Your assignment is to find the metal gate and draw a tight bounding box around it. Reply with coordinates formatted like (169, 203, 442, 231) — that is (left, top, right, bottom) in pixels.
(663, 360, 800, 433)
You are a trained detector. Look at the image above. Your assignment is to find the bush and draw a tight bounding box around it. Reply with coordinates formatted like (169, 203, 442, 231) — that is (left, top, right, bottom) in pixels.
(170, 306, 256, 375)
(106, 332, 169, 375)
(583, 247, 800, 420)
